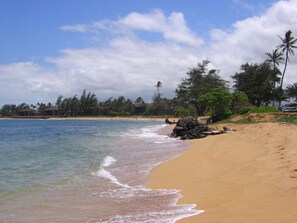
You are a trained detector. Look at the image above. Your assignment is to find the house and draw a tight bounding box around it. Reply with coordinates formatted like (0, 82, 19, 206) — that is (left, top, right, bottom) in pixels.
(43, 107, 59, 116)
(134, 103, 146, 114)
(18, 109, 33, 116)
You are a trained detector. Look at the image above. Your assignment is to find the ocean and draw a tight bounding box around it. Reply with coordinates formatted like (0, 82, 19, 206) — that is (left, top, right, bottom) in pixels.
(0, 119, 202, 222)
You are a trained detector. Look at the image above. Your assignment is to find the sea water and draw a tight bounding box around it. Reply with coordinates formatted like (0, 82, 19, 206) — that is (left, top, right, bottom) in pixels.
(0, 119, 202, 222)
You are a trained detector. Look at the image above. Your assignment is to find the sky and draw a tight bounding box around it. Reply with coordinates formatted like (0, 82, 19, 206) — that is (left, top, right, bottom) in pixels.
(1, 0, 297, 106)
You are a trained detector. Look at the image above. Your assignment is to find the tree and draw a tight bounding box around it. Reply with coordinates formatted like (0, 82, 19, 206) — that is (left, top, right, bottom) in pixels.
(17, 103, 30, 111)
(153, 81, 162, 104)
(135, 97, 145, 104)
(277, 30, 297, 93)
(232, 62, 279, 106)
(198, 88, 232, 120)
(55, 95, 63, 116)
(1, 104, 17, 116)
(37, 102, 47, 114)
(286, 83, 297, 101)
(175, 60, 228, 115)
(265, 49, 284, 70)
(102, 96, 134, 116)
(80, 89, 98, 116)
(198, 88, 248, 122)
(155, 81, 162, 95)
(265, 49, 284, 105)
(59, 96, 80, 117)
(230, 92, 249, 114)
(70, 96, 80, 116)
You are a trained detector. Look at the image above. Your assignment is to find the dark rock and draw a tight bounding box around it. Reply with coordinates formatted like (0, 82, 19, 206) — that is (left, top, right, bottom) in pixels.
(170, 118, 230, 140)
(165, 118, 177, 125)
(171, 118, 211, 140)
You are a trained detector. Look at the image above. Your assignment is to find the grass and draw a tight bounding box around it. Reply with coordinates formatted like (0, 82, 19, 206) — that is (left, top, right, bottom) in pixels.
(246, 106, 280, 113)
(276, 115, 297, 124)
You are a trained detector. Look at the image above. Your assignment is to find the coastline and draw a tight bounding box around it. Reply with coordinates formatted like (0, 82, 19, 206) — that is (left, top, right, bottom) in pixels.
(147, 122, 297, 223)
(0, 120, 182, 222)
(0, 116, 169, 121)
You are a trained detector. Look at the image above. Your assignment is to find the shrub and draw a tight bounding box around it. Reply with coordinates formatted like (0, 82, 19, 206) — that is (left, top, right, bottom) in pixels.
(174, 107, 190, 117)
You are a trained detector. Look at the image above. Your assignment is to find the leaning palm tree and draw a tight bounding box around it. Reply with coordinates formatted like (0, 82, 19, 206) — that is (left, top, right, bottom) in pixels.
(277, 30, 297, 91)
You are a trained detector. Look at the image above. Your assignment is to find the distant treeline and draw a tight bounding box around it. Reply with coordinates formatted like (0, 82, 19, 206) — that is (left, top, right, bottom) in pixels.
(1, 30, 297, 120)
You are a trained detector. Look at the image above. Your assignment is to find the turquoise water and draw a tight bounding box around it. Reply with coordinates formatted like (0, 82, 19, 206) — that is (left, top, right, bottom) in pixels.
(0, 119, 202, 222)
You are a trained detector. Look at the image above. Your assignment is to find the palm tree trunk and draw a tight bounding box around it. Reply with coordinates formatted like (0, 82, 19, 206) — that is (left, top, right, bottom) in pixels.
(279, 50, 289, 106)
(280, 50, 289, 90)
(272, 62, 276, 107)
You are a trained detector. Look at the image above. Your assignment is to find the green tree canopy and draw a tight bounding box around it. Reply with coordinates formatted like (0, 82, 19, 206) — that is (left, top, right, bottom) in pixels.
(134, 97, 145, 104)
(198, 88, 248, 122)
(80, 89, 98, 116)
(198, 88, 232, 119)
(286, 83, 297, 101)
(232, 62, 280, 106)
(0, 104, 17, 116)
(175, 60, 228, 115)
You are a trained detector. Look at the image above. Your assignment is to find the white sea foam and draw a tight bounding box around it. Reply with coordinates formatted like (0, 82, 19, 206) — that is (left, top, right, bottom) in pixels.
(92, 156, 131, 189)
(92, 127, 203, 223)
(94, 168, 131, 189)
(123, 124, 172, 144)
(101, 155, 116, 167)
(96, 205, 204, 223)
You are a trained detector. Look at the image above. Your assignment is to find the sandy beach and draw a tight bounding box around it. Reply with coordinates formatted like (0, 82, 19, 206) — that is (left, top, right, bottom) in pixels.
(147, 122, 297, 223)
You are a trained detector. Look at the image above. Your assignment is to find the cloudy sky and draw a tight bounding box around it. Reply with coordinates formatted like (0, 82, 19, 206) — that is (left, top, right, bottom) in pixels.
(0, 0, 297, 105)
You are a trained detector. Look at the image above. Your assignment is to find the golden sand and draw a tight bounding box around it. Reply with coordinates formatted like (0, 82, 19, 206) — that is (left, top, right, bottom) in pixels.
(147, 122, 297, 223)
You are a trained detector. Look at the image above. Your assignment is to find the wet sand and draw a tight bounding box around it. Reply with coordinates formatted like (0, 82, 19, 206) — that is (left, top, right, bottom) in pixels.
(147, 122, 297, 223)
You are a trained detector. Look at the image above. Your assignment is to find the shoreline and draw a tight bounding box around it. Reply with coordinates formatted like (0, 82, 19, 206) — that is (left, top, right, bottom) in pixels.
(147, 122, 297, 223)
(0, 116, 170, 121)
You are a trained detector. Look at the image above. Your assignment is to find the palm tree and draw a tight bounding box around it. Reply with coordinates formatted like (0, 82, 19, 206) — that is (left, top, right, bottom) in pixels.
(265, 49, 284, 70)
(265, 49, 284, 105)
(277, 30, 297, 91)
(286, 83, 297, 102)
(155, 81, 162, 95)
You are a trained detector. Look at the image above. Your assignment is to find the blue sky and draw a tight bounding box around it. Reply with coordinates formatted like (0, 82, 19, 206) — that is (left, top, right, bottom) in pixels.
(0, 0, 274, 62)
(0, 0, 296, 105)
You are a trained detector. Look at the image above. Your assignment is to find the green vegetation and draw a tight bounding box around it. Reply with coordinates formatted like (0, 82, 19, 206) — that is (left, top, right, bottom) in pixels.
(286, 83, 297, 101)
(1, 30, 296, 121)
(198, 88, 248, 122)
(276, 115, 297, 124)
(244, 106, 281, 114)
(232, 62, 281, 106)
(175, 60, 228, 116)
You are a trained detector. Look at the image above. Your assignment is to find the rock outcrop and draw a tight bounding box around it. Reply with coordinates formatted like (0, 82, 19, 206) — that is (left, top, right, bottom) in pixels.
(168, 118, 232, 140)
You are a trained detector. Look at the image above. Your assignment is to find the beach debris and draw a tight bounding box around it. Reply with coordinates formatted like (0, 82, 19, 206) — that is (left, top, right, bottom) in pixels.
(165, 118, 177, 125)
(167, 118, 233, 140)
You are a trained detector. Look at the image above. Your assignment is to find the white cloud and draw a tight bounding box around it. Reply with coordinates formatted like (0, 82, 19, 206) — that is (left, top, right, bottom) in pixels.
(1, 2, 297, 105)
(60, 9, 203, 46)
(118, 9, 203, 46)
(46, 38, 199, 101)
(208, 0, 297, 84)
(0, 62, 65, 103)
(60, 24, 88, 33)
